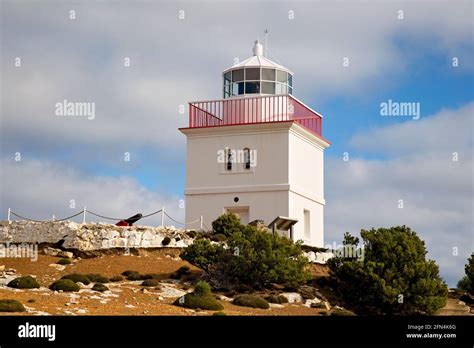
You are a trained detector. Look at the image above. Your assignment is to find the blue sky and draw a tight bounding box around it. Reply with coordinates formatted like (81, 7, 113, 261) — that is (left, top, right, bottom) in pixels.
(1, 0, 473, 286)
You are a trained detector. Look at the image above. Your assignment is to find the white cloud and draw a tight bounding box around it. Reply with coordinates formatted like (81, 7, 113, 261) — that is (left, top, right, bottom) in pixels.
(0, 159, 186, 228)
(325, 103, 474, 286)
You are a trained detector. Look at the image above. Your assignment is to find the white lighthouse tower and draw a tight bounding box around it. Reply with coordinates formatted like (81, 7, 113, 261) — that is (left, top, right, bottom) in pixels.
(180, 40, 330, 247)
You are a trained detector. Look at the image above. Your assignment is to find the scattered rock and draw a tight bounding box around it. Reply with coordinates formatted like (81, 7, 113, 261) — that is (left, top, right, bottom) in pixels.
(280, 292, 303, 303)
(269, 303, 285, 309)
(48, 264, 66, 271)
(304, 298, 322, 308)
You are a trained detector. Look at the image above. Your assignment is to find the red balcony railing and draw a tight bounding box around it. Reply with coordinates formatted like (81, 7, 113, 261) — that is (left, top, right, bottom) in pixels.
(187, 94, 323, 137)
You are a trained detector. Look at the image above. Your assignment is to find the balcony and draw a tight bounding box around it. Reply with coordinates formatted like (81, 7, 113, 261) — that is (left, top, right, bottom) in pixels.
(186, 94, 323, 138)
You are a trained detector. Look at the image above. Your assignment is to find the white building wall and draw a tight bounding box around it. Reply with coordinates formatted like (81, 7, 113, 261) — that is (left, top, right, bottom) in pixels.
(180, 122, 329, 247)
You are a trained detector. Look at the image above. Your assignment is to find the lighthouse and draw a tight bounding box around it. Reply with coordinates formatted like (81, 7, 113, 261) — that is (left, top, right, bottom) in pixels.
(180, 40, 330, 247)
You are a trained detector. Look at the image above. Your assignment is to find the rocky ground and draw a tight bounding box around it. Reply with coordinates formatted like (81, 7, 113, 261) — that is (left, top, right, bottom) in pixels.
(0, 248, 334, 316)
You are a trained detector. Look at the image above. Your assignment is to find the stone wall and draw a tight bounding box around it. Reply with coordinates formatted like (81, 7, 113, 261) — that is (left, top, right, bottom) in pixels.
(0, 221, 192, 251)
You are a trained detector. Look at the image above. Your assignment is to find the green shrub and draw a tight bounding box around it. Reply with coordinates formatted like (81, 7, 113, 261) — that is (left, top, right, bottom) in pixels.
(170, 266, 191, 279)
(330, 308, 355, 316)
(141, 279, 160, 287)
(61, 273, 91, 285)
(0, 299, 26, 312)
(173, 294, 223, 311)
(91, 283, 109, 292)
(173, 280, 223, 310)
(162, 237, 171, 246)
(122, 271, 143, 281)
(211, 233, 227, 242)
(328, 226, 448, 315)
(87, 274, 109, 283)
(110, 275, 124, 282)
(186, 230, 197, 238)
(57, 258, 72, 265)
(232, 294, 269, 309)
(7, 276, 40, 289)
(181, 220, 310, 289)
(457, 254, 474, 295)
(212, 212, 242, 237)
(50, 279, 80, 292)
(122, 270, 138, 277)
(213, 311, 226, 316)
(193, 281, 211, 297)
(265, 295, 288, 304)
(142, 274, 161, 280)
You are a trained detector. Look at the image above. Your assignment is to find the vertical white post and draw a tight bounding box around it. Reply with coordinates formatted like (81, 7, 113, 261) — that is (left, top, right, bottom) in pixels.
(83, 206, 87, 224)
(52, 214, 56, 222)
(161, 206, 165, 227)
(200, 216, 203, 230)
(7, 208, 11, 222)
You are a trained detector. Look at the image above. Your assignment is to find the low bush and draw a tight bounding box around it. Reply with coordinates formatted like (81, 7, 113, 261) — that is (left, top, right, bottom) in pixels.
(7, 276, 40, 289)
(142, 274, 161, 280)
(50, 279, 80, 292)
(265, 295, 288, 304)
(330, 308, 355, 316)
(232, 295, 269, 309)
(91, 283, 109, 292)
(110, 275, 124, 282)
(162, 237, 171, 246)
(170, 266, 191, 279)
(181, 222, 310, 289)
(213, 311, 226, 316)
(212, 212, 242, 237)
(186, 230, 197, 238)
(173, 294, 223, 311)
(122, 271, 142, 281)
(193, 281, 211, 297)
(57, 258, 72, 265)
(173, 280, 223, 310)
(141, 279, 160, 287)
(210, 233, 227, 242)
(87, 274, 109, 283)
(0, 299, 26, 312)
(61, 273, 91, 285)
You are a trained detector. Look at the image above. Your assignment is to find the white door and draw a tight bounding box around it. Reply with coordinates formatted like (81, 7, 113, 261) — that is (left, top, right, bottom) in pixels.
(226, 207, 249, 225)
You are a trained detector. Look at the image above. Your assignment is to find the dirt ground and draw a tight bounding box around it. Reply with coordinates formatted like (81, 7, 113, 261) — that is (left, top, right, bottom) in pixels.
(0, 249, 329, 316)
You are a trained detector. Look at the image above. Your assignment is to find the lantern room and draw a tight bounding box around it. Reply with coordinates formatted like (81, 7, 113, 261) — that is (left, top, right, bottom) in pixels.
(222, 40, 294, 98)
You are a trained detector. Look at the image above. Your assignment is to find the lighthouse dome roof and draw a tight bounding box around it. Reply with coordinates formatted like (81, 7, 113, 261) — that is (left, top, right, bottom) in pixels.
(223, 40, 292, 74)
(222, 40, 294, 99)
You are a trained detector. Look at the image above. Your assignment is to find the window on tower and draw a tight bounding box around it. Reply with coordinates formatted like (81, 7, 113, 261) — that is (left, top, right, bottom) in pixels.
(243, 148, 251, 170)
(226, 148, 233, 171)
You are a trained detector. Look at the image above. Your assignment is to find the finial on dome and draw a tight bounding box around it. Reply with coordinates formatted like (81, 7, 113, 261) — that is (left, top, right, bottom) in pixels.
(252, 40, 263, 56)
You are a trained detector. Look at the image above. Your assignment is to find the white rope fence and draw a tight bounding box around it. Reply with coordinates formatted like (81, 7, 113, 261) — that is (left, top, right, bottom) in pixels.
(6, 207, 205, 230)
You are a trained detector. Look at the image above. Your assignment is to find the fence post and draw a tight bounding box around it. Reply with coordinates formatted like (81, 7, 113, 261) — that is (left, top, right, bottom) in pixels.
(52, 214, 56, 222)
(200, 216, 203, 230)
(83, 206, 87, 224)
(7, 208, 11, 222)
(161, 206, 165, 227)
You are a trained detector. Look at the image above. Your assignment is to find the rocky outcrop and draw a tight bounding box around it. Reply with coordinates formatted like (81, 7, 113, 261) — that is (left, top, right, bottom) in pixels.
(0, 221, 193, 251)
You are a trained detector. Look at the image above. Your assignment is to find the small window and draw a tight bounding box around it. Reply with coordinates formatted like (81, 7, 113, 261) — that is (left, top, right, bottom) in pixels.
(276, 70, 288, 83)
(245, 68, 260, 80)
(224, 72, 231, 85)
(226, 148, 233, 171)
(232, 69, 244, 82)
(262, 68, 275, 81)
(233, 82, 244, 95)
(261, 82, 275, 94)
(304, 209, 310, 239)
(245, 82, 260, 94)
(288, 74, 293, 87)
(275, 82, 288, 95)
(288, 86, 293, 95)
(244, 148, 251, 170)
